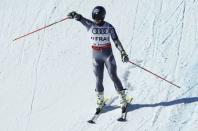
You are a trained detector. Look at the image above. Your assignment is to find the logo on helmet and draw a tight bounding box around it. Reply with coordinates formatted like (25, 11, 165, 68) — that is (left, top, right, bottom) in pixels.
(93, 9, 100, 14)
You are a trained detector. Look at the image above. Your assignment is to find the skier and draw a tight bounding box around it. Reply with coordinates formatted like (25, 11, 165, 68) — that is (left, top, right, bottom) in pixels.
(67, 6, 129, 110)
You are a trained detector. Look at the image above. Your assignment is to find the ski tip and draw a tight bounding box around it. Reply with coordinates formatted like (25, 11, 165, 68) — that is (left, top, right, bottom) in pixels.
(117, 117, 127, 122)
(87, 120, 96, 124)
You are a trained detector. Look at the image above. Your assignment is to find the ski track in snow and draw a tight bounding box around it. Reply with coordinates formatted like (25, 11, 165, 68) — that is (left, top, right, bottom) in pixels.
(0, 0, 198, 131)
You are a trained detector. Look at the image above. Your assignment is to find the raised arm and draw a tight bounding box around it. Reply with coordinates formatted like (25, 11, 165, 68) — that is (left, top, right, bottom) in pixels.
(78, 17, 94, 30)
(67, 11, 94, 30)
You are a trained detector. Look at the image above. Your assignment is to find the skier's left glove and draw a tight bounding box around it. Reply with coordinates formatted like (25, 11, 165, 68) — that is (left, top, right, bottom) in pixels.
(67, 11, 82, 21)
(121, 51, 129, 63)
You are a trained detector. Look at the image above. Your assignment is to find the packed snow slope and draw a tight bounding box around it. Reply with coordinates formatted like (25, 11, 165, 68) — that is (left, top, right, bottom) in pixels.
(0, 0, 198, 131)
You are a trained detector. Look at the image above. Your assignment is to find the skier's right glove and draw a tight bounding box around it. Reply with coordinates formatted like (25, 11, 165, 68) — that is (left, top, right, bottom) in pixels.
(67, 11, 82, 21)
(121, 51, 129, 63)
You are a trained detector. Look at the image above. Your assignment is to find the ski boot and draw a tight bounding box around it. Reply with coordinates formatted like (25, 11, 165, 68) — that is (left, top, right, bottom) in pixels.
(117, 90, 133, 121)
(96, 91, 105, 114)
(118, 90, 128, 108)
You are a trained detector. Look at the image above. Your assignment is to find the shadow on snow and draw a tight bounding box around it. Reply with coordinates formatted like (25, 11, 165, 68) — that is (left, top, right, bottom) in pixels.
(96, 97, 198, 114)
(127, 97, 198, 112)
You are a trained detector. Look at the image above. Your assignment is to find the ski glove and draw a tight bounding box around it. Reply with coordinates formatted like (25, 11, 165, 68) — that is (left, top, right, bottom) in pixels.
(121, 51, 129, 62)
(67, 11, 81, 21)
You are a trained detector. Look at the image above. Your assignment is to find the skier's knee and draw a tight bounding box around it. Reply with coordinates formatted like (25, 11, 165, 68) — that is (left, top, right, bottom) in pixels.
(109, 73, 118, 81)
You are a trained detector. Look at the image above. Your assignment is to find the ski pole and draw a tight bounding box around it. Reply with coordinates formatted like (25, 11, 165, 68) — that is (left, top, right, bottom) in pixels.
(128, 60, 181, 88)
(13, 17, 69, 41)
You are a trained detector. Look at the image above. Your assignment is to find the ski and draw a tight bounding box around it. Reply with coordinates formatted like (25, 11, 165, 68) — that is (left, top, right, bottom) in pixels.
(87, 96, 117, 124)
(117, 96, 133, 122)
(87, 106, 105, 124)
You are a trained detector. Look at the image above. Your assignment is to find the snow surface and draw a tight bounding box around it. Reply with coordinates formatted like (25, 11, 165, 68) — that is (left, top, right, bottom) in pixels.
(0, 0, 198, 131)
